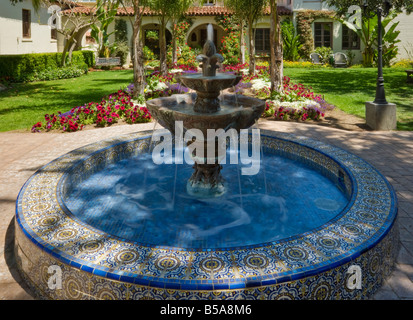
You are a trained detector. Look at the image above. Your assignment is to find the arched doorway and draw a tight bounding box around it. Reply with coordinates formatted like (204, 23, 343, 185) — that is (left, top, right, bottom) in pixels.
(76, 26, 97, 51)
(187, 23, 226, 51)
(142, 23, 172, 58)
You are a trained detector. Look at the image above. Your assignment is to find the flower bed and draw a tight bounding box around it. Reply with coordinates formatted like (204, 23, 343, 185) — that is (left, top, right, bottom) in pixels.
(264, 76, 333, 121)
(263, 99, 332, 121)
(31, 64, 333, 133)
(31, 90, 151, 133)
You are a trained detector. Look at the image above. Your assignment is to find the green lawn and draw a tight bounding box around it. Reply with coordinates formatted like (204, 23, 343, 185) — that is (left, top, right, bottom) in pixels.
(284, 67, 413, 130)
(0, 69, 133, 132)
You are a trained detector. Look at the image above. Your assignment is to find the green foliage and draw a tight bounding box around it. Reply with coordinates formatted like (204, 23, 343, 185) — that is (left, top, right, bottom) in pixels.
(215, 14, 243, 65)
(378, 17, 401, 67)
(31, 65, 87, 82)
(340, 11, 401, 67)
(143, 46, 157, 60)
(281, 19, 302, 61)
(220, 32, 241, 65)
(224, 0, 268, 73)
(167, 44, 198, 67)
(391, 59, 413, 68)
(115, 19, 128, 43)
(167, 20, 198, 67)
(113, 19, 129, 65)
(295, 10, 336, 59)
(90, 0, 119, 58)
(173, 19, 192, 48)
(81, 50, 96, 68)
(146, 30, 159, 41)
(314, 46, 333, 64)
(346, 49, 356, 66)
(0, 51, 93, 82)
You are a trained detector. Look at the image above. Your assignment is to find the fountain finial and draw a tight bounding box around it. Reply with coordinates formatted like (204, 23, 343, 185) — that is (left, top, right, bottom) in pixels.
(196, 24, 224, 77)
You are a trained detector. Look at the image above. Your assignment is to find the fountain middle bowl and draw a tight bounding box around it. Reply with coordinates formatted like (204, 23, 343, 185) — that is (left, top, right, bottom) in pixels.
(177, 73, 242, 94)
(145, 92, 265, 136)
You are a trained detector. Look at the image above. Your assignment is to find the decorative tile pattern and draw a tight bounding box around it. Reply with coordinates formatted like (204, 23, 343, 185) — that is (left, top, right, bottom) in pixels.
(14, 130, 398, 299)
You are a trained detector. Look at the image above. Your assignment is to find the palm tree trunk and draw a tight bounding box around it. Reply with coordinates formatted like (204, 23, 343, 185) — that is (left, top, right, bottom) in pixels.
(248, 22, 255, 75)
(270, 1, 283, 92)
(159, 17, 168, 76)
(132, 3, 145, 98)
(240, 20, 246, 64)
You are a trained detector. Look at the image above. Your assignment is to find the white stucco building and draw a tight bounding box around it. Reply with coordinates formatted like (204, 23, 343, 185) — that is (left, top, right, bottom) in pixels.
(0, 0, 62, 55)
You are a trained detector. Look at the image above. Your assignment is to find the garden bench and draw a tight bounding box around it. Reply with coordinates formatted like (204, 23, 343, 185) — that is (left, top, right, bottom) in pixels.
(333, 52, 348, 68)
(95, 57, 121, 67)
(310, 53, 322, 65)
(406, 70, 413, 83)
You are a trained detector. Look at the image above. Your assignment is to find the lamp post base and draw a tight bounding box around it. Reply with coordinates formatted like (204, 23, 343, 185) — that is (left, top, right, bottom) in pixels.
(365, 101, 397, 131)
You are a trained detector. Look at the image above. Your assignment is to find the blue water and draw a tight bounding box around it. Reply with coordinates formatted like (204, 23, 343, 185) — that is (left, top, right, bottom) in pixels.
(63, 150, 348, 249)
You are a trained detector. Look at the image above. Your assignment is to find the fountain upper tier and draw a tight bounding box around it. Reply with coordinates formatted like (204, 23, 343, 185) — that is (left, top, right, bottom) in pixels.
(176, 39, 242, 113)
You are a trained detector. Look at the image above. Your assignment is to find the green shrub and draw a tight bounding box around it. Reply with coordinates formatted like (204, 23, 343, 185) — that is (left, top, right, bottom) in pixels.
(391, 59, 413, 69)
(220, 31, 241, 65)
(32, 65, 87, 81)
(314, 46, 333, 64)
(81, 50, 96, 68)
(0, 51, 94, 82)
(143, 46, 157, 60)
(281, 19, 302, 61)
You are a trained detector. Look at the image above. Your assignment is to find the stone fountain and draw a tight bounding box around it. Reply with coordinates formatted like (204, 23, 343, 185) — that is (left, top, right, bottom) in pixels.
(146, 24, 265, 197)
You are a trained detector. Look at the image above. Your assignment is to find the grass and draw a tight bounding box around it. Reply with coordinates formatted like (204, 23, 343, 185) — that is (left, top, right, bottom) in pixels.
(283, 67, 413, 130)
(0, 69, 133, 132)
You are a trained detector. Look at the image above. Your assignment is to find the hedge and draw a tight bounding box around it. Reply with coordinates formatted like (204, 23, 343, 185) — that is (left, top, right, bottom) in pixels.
(0, 50, 95, 82)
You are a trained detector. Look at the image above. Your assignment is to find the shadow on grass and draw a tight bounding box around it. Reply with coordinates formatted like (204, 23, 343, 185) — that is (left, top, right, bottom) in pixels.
(0, 71, 133, 114)
(287, 68, 410, 97)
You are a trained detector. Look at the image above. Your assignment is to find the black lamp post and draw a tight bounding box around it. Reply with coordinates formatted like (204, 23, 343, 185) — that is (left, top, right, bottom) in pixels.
(363, 0, 393, 105)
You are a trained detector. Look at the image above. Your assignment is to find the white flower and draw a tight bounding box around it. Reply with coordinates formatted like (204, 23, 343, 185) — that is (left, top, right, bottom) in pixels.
(251, 79, 271, 90)
(154, 82, 168, 91)
(169, 68, 183, 74)
(270, 99, 320, 111)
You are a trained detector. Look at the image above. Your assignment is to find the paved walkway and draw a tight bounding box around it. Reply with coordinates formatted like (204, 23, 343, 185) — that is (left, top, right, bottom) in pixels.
(1, 120, 412, 300)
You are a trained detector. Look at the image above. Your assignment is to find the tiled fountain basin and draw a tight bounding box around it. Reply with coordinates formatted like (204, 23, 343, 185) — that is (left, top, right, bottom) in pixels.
(14, 130, 398, 300)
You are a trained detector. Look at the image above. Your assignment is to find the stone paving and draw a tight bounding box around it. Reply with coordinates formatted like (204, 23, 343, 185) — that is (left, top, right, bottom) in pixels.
(1, 120, 413, 300)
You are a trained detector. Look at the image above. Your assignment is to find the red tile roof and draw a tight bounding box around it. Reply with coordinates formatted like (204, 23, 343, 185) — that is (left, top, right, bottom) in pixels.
(62, 5, 292, 16)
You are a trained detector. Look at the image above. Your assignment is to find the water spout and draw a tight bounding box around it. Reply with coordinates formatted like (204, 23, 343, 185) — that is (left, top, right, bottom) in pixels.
(207, 23, 214, 42)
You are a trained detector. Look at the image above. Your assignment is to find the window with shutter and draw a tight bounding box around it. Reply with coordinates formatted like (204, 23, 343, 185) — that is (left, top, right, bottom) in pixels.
(342, 25, 360, 50)
(22, 9, 31, 39)
(314, 22, 332, 48)
(254, 28, 270, 53)
(51, 18, 57, 40)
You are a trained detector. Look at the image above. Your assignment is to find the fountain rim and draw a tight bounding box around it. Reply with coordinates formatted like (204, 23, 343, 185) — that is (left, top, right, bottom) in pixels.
(15, 129, 398, 292)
